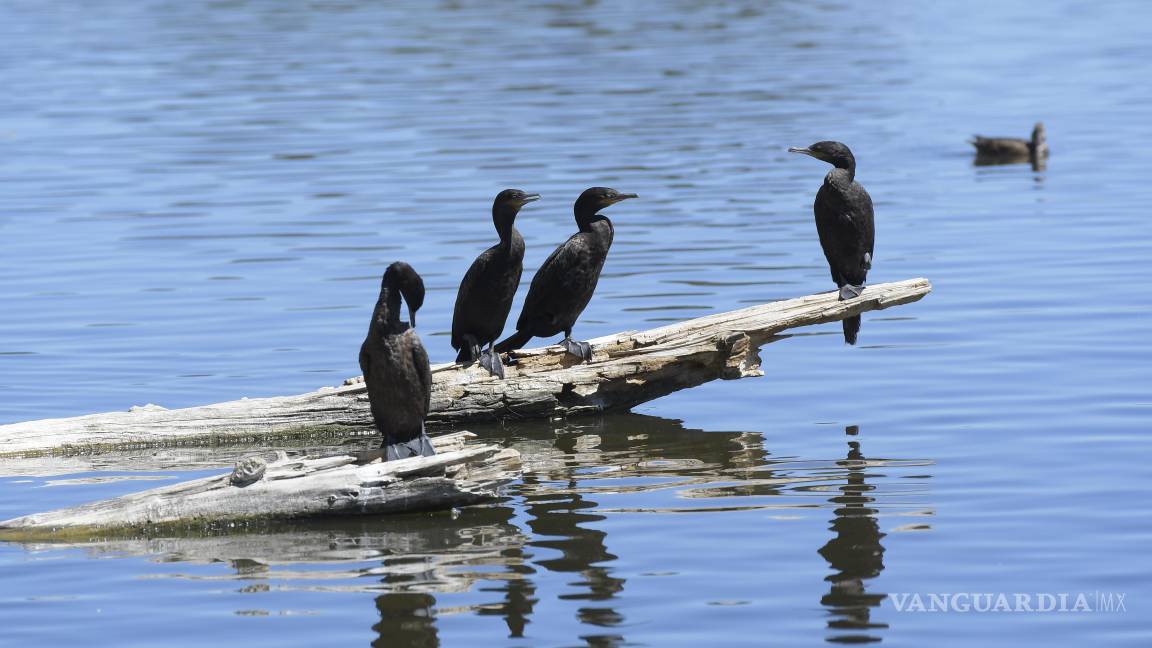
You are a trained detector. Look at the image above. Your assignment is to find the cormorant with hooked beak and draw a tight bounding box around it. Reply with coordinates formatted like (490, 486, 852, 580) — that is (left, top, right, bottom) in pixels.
(788, 141, 875, 345)
(451, 189, 540, 378)
(496, 187, 637, 361)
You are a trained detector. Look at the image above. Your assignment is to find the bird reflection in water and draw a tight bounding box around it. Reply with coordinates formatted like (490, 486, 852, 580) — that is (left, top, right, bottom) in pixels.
(521, 430, 626, 645)
(22, 414, 924, 646)
(360, 506, 530, 646)
(359, 414, 908, 645)
(819, 428, 888, 644)
(372, 592, 438, 648)
(506, 414, 769, 645)
(363, 413, 758, 646)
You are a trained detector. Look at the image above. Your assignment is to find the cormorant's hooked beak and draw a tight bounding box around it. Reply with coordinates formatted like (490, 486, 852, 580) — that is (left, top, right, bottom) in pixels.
(408, 310, 417, 329)
(520, 193, 541, 205)
(608, 193, 638, 204)
(788, 146, 816, 158)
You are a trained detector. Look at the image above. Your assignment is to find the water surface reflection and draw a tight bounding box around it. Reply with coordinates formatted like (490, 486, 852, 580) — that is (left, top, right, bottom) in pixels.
(7, 415, 932, 645)
(820, 435, 888, 644)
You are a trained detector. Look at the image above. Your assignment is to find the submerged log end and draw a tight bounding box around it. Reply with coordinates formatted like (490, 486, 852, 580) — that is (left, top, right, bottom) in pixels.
(0, 439, 521, 539)
(717, 331, 764, 379)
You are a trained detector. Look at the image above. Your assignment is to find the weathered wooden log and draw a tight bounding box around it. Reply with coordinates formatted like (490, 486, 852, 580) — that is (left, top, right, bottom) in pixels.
(0, 432, 522, 538)
(0, 278, 930, 458)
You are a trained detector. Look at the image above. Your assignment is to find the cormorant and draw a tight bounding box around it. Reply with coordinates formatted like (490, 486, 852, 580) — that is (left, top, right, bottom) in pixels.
(788, 141, 875, 345)
(495, 187, 637, 361)
(451, 189, 540, 379)
(970, 122, 1048, 169)
(359, 261, 435, 462)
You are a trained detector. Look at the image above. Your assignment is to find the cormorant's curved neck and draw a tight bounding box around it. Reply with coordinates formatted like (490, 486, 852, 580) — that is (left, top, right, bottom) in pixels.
(832, 156, 856, 181)
(575, 208, 610, 233)
(493, 204, 519, 250)
(378, 282, 404, 328)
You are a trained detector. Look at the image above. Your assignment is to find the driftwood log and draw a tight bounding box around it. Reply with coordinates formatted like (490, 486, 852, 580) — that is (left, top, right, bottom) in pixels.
(0, 278, 931, 458)
(0, 431, 521, 538)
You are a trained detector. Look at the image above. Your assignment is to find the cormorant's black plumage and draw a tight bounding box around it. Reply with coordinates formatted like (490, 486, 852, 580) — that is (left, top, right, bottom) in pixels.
(789, 141, 875, 345)
(359, 261, 435, 461)
(495, 187, 637, 361)
(451, 189, 539, 378)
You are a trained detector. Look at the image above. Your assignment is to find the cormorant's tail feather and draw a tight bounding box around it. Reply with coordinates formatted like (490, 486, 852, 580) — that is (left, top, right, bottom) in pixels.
(455, 346, 474, 364)
(494, 329, 533, 354)
(843, 315, 861, 346)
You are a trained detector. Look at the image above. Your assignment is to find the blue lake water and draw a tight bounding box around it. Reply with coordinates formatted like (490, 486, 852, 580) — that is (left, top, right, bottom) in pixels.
(2, 0, 1151, 645)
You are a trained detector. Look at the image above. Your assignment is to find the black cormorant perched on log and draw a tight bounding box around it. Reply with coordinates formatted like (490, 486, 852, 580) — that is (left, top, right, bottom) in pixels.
(788, 141, 875, 345)
(495, 187, 637, 361)
(970, 122, 1048, 167)
(451, 189, 540, 378)
(359, 261, 435, 462)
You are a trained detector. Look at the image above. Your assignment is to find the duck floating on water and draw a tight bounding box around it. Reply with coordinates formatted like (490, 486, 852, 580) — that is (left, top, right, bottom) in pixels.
(970, 122, 1048, 169)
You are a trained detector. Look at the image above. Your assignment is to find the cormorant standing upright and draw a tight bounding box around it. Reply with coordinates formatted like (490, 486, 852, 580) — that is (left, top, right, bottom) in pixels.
(788, 141, 875, 345)
(451, 189, 540, 378)
(359, 261, 435, 461)
(495, 187, 637, 361)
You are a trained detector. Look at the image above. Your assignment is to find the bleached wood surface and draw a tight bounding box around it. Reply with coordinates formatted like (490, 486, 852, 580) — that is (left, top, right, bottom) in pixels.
(0, 278, 930, 458)
(0, 432, 521, 536)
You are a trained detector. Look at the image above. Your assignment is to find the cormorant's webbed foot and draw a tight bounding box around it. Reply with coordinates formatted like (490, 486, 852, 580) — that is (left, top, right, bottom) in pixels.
(560, 337, 593, 362)
(478, 348, 506, 379)
(384, 426, 437, 462)
(838, 284, 864, 301)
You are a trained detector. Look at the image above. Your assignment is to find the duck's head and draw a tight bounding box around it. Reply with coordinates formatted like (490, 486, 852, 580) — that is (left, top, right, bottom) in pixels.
(1031, 122, 1046, 146)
